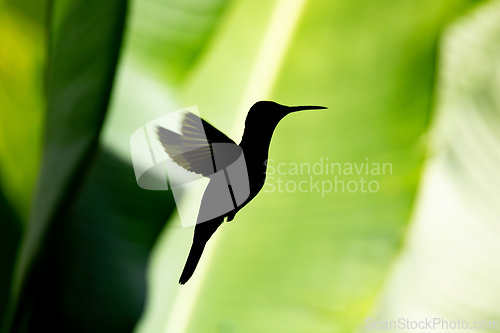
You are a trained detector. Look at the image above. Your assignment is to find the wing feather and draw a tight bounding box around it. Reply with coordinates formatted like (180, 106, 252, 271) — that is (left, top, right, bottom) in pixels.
(157, 112, 241, 177)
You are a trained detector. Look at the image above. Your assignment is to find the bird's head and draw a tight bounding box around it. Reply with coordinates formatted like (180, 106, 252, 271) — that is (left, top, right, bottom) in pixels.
(246, 101, 327, 127)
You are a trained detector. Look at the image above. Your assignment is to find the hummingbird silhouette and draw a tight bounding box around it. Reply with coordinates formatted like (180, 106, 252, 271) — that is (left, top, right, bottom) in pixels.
(157, 101, 326, 284)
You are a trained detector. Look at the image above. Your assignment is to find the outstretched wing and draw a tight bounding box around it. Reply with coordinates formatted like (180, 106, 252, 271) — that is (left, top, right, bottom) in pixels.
(157, 112, 242, 177)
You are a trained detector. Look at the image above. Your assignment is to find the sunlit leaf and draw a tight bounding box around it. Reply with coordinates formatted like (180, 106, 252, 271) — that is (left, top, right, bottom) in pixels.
(125, 0, 234, 83)
(5, 1, 128, 331)
(368, 1, 500, 329)
(158, 1, 481, 332)
(0, 6, 44, 221)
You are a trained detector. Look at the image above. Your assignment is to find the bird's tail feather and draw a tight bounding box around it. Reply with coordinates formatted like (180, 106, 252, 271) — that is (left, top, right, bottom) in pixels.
(179, 239, 206, 285)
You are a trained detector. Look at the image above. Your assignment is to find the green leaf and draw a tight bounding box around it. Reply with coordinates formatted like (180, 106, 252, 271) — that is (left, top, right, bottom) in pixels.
(125, 0, 234, 83)
(0, 2, 43, 326)
(23, 149, 176, 332)
(147, 0, 481, 332)
(0, 5, 44, 221)
(370, 0, 500, 326)
(5, 0, 128, 331)
(99, 0, 235, 164)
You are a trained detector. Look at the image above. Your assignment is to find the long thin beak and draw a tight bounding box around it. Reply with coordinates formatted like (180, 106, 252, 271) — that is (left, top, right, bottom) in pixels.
(287, 105, 327, 113)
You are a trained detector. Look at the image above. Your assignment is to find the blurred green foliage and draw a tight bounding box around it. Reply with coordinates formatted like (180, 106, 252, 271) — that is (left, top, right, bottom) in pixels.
(370, 2, 500, 330)
(0, 0, 497, 333)
(0, 2, 44, 220)
(7, 0, 129, 330)
(175, 1, 480, 332)
(126, 0, 232, 83)
(0, 0, 44, 328)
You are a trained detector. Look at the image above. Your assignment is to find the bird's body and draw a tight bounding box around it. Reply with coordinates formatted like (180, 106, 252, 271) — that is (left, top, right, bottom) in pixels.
(158, 101, 326, 284)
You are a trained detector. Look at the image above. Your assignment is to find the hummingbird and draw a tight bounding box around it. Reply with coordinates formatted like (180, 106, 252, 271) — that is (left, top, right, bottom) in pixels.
(157, 101, 326, 284)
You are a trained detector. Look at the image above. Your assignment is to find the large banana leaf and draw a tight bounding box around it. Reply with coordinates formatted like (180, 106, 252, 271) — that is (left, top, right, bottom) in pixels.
(143, 0, 481, 332)
(367, 1, 500, 330)
(4, 0, 128, 331)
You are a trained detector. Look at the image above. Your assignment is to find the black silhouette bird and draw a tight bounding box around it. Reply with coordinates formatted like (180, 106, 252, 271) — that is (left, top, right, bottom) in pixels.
(157, 101, 326, 284)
